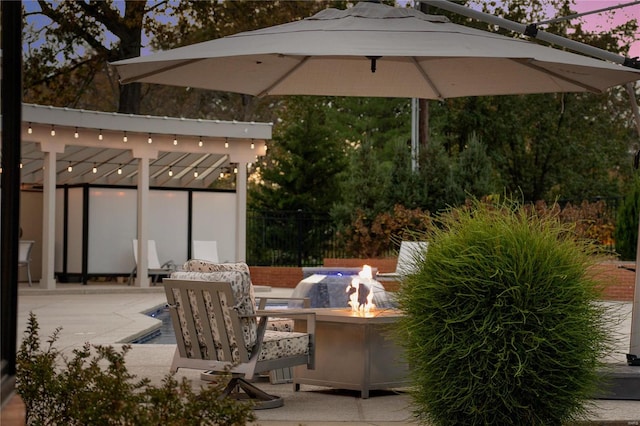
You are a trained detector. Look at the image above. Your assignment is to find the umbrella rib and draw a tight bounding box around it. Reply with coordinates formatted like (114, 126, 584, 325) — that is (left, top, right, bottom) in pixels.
(411, 57, 444, 100)
(256, 56, 310, 98)
(119, 58, 207, 85)
(512, 58, 604, 93)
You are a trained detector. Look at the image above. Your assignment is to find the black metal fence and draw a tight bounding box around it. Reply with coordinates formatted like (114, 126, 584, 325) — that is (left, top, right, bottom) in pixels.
(247, 210, 346, 267)
(247, 198, 622, 267)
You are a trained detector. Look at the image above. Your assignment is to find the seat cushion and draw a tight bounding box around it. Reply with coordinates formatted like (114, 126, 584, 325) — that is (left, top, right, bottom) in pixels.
(258, 330, 310, 362)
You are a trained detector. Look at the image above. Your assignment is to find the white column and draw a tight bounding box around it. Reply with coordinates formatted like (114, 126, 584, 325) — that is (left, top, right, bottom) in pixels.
(135, 156, 150, 287)
(235, 162, 247, 262)
(39, 149, 58, 289)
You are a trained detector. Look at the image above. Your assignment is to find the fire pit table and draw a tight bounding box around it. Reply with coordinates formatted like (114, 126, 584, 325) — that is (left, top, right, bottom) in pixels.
(292, 308, 409, 398)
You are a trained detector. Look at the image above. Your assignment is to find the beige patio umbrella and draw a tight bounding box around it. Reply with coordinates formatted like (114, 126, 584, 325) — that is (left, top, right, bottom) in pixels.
(113, 0, 640, 356)
(113, 2, 640, 99)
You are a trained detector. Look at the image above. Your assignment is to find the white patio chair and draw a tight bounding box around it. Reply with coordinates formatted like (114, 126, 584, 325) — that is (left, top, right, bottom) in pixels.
(378, 241, 429, 279)
(192, 240, 219, 263)
(164, 262, 315, 409)
(128, 239, 175, 285)
(19, 240, 35, 286)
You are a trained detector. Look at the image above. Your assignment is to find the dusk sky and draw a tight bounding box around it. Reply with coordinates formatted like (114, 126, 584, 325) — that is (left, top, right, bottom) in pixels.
(571, 1, 640, 60)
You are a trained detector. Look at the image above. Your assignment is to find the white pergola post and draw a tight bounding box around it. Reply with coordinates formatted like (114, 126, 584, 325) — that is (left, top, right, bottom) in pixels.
(38, 143, 63, 289)
(236, 161, 248, 262)
(135, 154, 152, 287)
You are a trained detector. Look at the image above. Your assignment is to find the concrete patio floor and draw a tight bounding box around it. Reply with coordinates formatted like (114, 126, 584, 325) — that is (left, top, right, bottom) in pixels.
(9, 283, 640, 425)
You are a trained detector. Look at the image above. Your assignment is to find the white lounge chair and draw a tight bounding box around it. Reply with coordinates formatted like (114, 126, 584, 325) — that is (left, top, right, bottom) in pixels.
(129, 239, 175, 285)
(378, 241, 429, 279)
(19, 240, 35, 286)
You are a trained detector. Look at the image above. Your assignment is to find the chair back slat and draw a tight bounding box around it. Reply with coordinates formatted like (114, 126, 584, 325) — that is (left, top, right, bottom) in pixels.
(164, 279, 250, 364)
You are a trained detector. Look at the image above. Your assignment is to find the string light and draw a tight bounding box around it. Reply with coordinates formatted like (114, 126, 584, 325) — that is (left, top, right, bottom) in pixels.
(198, 137, 203, 147)
(98, 129, 103, 141)
(148, 134, 153, 144)
(50, 125, 56, 136)
(67, 162, 73, 172)
(92, 163, 97, 174)
(27, 123, 33, 134)
(224, 138, 229, 148)
(168, 167, 173, 177)
(117, 165, 122, 175)
(123, 131, 128, 142)
(173, 136, 178, 146)
(74, 127, 79, 138)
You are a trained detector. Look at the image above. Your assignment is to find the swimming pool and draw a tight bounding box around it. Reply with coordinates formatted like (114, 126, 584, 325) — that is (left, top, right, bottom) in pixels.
(133, 301, 291, 344)
(133, 306, 176, 344)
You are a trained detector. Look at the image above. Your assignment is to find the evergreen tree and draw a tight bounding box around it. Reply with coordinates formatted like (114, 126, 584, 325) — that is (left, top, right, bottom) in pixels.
(614, 175, 640, 260)
(250, 97, 346, 213)
(454, 132, 498, 200)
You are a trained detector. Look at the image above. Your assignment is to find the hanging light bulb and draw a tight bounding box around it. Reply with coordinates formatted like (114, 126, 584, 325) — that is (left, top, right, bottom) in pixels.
(92, 163, 97, 174)
(19, 163, 23, 169)
(74, 127, 79, 138)
(168, 167, 173, 177)
(27, 123, 33, 134)
(234, 166, 238, 174)
(193, 168, 199, 178)
(250, 141, 255, 149)
(148, 134, 153, 144)
(224, 138, 229, 149)
(173, 136, 178, 146)
(67, 162, 73, 172)
(198, 137, 203, 147)
(220, 171, 224, 178)
(123, 131, 128, 142)
(117, 165, 122, 175)
(50, 125, 56, 136)
(98, 129, 103, 141)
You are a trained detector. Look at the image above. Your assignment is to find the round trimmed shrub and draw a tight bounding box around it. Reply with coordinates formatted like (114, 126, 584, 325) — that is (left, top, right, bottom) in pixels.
(395, 199, 611, 426)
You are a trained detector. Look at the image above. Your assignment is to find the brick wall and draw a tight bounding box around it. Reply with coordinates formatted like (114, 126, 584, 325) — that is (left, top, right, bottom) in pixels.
(249, 260, 637, 301)
(589, 261, 636, 302)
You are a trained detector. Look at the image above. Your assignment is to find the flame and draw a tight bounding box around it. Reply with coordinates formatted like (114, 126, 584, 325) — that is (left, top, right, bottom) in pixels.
(346, 265, 376, 316)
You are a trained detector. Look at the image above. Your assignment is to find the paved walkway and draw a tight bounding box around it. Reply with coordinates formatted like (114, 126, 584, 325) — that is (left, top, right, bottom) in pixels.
(13, 284, 640, 425)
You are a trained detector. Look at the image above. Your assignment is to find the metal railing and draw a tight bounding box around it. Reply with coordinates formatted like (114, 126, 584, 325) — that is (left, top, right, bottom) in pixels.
(247, 210, 346, 267)
(248, 197, 622, 266)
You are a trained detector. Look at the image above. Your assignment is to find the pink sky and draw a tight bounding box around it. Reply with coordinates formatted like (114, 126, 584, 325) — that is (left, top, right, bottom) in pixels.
(571, 1, 640, 60)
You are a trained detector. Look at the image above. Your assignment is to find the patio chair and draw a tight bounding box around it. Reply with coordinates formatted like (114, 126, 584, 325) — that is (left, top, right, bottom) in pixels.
(164, 261, 315, 409)
(128, 239, 176, 285)
(378, 241, 429, 279)
(19, 240, 35, 286)
(192, 240, 219, 263)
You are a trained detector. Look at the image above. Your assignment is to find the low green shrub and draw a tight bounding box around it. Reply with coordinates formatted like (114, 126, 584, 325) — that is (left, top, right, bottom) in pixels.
(16, 312, 256, 425)
(395, 198, 612, 426)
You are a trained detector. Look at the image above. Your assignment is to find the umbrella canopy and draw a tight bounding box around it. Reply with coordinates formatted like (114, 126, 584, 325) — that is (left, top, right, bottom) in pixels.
(113, 2, 640, 99)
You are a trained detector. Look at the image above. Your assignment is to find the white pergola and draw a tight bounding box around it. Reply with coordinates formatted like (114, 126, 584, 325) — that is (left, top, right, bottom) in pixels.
(9, 103, 271, 288)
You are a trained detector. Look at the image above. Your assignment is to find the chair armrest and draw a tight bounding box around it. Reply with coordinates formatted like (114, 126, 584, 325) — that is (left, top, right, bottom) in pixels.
(256, 296, 311, 309)
(255, 309, 316, 336)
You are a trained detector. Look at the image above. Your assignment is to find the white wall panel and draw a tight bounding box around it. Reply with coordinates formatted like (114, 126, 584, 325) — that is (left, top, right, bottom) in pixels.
(192, 191, 237, 262)
(148, 190, 189, 268)
(87, 188, 137, 274)
(66, 187, 84, 273)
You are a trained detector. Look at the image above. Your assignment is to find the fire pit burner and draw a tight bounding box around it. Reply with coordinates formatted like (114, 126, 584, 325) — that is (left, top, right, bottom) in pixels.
(289, 266, 394, 310)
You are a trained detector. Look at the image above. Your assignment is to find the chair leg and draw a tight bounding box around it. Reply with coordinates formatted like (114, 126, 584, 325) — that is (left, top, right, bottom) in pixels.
(222, 376, 284, 410)
(27, 263, 32, 287)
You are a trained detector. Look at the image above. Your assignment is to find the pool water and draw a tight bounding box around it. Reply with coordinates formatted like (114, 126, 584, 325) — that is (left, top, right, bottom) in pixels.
(134, 302, 290, 344)
(133, 306, 176, 344)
